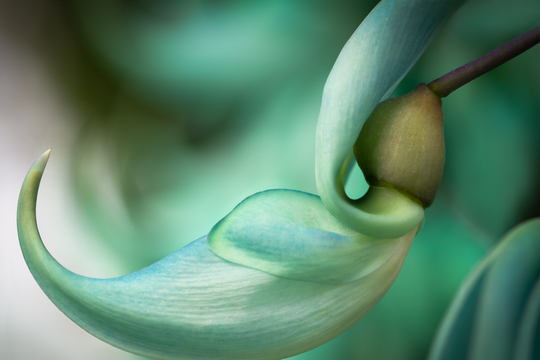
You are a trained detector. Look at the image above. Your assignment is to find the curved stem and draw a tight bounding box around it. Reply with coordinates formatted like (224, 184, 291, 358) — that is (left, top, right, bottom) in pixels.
(428, 26, 540, 98)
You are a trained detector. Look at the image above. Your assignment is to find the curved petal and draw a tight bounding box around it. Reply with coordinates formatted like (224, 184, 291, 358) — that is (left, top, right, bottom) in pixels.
(427, 218, 540, 360)
(208, 189, 415, 284)
(513, 276, 540, 360)
(315, 0, 463, 238)
(19, 152, 415, 359)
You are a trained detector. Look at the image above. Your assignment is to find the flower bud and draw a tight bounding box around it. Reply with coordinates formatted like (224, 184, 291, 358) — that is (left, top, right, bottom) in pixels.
(354, 83, 445, 208)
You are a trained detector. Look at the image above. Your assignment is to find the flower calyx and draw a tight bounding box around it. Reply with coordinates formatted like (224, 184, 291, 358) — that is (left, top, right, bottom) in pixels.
(354, 83, 445, 208)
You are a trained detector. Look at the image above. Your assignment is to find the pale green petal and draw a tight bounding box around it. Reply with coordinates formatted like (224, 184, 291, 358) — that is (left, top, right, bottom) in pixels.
(208, 189, 415, 284)
(19, 152, 415, 359)
(316, 0, 463, 238)
(428, 218, 540, 360)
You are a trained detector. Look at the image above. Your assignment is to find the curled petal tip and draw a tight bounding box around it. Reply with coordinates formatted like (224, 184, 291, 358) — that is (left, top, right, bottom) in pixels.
(33, 149, 52, 171)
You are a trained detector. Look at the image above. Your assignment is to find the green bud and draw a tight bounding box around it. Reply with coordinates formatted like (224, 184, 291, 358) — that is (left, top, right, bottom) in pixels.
(353, 83, 445, 208)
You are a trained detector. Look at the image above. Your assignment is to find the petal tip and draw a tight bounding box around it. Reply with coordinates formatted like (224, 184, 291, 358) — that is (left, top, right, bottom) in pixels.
(32, 148, 51, 172)
(41, 148, 52, 161)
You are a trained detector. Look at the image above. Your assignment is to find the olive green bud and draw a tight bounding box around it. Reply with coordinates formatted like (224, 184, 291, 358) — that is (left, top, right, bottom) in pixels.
(353, 83, 445, 208)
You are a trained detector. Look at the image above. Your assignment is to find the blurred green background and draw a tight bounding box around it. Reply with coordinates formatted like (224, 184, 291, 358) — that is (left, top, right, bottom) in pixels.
(0, 0, 538, 359)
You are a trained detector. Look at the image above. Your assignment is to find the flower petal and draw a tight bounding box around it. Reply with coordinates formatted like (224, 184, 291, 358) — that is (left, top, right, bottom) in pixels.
(18, 151, 414, 360)
(428, 218, 540, 360)
(208, 189, 415, 284)
(315, 0, 463, 238)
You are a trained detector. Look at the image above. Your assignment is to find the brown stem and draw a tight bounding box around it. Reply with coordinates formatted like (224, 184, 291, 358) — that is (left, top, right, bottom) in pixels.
(428, 26, 540, 98)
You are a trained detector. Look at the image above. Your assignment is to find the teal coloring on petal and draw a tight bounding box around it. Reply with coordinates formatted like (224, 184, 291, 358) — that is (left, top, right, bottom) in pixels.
(208, 189, 416, 284)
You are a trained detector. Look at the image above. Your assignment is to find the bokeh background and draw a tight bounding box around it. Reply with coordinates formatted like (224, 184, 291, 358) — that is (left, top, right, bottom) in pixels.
(1, 0, 538, 359)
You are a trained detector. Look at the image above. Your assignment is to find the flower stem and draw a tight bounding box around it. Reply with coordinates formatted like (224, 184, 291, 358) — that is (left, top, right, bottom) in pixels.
(428, 26, 540, 98)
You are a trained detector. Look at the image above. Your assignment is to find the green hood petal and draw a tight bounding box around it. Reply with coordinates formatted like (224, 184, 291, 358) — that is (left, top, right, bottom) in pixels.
(316, 0, 463, 238)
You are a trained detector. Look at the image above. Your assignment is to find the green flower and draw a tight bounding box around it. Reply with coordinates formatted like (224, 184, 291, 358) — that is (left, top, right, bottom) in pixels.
(17, 0, 463, 359)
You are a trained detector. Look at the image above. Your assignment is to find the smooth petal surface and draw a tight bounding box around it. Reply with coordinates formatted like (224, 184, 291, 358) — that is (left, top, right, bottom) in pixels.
(316, 0, 463, 238)
(19, 152, 415, 360)
(428, 218, 540, 360)
(208, 189, 415, 284)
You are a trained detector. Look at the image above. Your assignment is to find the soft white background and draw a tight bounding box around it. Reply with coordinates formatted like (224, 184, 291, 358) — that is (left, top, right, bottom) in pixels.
(0, 2, 134, 359)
